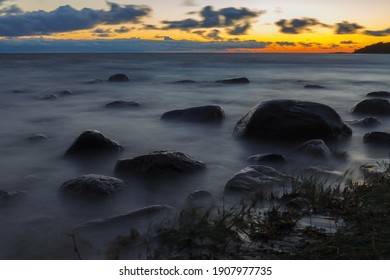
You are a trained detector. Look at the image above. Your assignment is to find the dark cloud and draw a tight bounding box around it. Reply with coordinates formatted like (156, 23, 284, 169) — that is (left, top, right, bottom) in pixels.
(228, 22, 251, 35)
(298, 42, 322, 48)
(182, 0, 197, 7)
(276, 41, 296, 47)
(0, 38, 272, 53)
(340, 40, 356, 44)
(275, 17, 330, 34)
(0, 4, 23, 15)
(156, 35, 174, 41)
(142, 24, 159, 30)
(335, 21, 364, 34)
(206, 29, 222, 41)
(162, 5, 264, 35)
(115, 26, 131, 33)
(0, 2, 151, 37)
(364, 28, 390, 36)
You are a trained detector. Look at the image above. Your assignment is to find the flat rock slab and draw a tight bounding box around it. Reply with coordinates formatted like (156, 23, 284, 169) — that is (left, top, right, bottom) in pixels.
(59, 174, 126, 199)
(234, 99, 352, 141)
(161, 105, 224, 122)
(115, 150, 206, 178)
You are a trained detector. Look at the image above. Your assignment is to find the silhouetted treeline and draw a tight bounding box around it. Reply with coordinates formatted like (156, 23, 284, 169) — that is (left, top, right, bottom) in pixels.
(354, 42, 390, 54)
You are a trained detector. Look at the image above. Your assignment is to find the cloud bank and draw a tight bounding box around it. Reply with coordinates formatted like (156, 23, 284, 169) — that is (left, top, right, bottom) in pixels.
(0, 2, 151, 36)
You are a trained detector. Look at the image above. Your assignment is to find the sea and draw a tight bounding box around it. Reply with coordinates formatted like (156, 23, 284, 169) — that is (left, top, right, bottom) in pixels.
(0, 53, 389, 259)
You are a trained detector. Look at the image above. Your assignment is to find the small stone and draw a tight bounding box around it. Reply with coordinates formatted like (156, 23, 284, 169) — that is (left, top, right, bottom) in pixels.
(216, 77, 250, 84)
(108, 73, 130, 82)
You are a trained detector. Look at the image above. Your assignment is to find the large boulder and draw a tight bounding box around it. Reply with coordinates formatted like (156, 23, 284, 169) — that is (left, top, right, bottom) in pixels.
(115, 150, 206, 178)
(347, 117, 381, 128)
(216, 77, 250, 84)
(363, 131, 390, 146)
(224, 165, 295, 197)
(161, 105, 224, 123)
(64, 130, 123, 158)
(292, 139, 331, 159)
(366, 91, 390, 98)
(234, 99, 352, 141)
(108, 73, 129, 82)
(70, 205, 176, 259)
(351, 98, 390, 115)
(59, 174, 126, 199)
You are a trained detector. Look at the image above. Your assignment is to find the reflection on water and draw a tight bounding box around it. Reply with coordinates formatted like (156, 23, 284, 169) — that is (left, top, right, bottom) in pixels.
(0, 53, 389, 259)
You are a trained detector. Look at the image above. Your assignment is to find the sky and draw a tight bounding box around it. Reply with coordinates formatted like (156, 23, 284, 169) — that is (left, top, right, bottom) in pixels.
(0, 0, 389, 52)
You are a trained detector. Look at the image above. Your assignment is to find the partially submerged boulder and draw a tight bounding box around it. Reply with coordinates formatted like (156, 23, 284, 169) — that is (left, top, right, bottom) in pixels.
(234, 99, 352, 141)
(247, 153, 287, 166)
(28, 134, 48, 141)
(347, 117, 381, 127)
(184, 190, 214, 209)
(363, 131, 390, 146)
(108, 73, 129, 82)
(351, 98, 390, 115)
(115, 150, 206, 178)
(70, 205, 176, 259)
(304, 84, 325, 89)
(366, 91, 390, 98)
(216, 77, 250, 84)
(161, 105, 224, 123)
(292, 139, 331, 159)
(224, 165, 296, 197)
(175, 80, 196, 84)
(105, 100, 140, 108)
(59, 174, 126, 199)
(360, 163, 390, 181)
(64, 130, 123, 158)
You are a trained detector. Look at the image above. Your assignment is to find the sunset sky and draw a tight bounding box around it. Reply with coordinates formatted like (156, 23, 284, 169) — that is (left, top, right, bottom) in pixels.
(0, 0, 389, 52)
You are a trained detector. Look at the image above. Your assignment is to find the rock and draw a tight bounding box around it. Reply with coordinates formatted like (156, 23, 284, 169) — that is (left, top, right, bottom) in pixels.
(59, 174, 126, 199)
(0, 190, 9, 200)
(39, 94, 57, 100)
(161, 105, 224, 123)
(360, 163, 390, 181)
(351, 98, 390, 115)
(366, 91, 390, 97)
(28, 134, 48, 141)
(292, 139, 331, 159)
(175, 80, 196, 84)
(70, 205, 176, 259)
(108, 73, 130, 82)
(224, 165, 295, 197)
(105, 100, 140, 108)
(60, 90, 73, 95)
(115, 150, 206, 178)
(363, 131, 390, 146)
(184, 190, 214, 209)
(304, 84, 325, 89)
(64, 130, 123, 158)
(215, 77, 250, 84)
(0, 190, 25, 202)
(247, 153, 287, 166)
(347, 117, 381, 127)
(234, 99, 352, 141)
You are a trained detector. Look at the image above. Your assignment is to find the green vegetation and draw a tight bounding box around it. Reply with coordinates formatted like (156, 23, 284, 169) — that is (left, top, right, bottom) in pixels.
(106, 173, 390, 260)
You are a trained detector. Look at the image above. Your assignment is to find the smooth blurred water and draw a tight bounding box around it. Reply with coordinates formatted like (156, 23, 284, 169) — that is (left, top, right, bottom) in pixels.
(0, 53, 389, 259)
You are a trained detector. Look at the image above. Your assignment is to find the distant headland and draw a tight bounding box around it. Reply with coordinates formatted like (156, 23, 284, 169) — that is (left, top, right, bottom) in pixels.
(354, 42, 390, 54)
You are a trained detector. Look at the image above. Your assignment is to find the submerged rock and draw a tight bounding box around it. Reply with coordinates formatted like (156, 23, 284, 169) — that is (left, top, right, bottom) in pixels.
(292, 139, 331, 159)
(0, 190, 25, 202)
(184, 190, 214, 209)
(247, 153, 287, 166)
(39, 94, 57, 100)
(304, 84, 325, 89)
(108, 73, 130, 82)
(60, 174, 126, 199)
(363, 131, 390, 146)
(70, 205, 176, 259)
(161, 105, 224, 122)
(216, 77, 250, 84)
(175, 80, 196, 84)
(115, 150, 206, 178)
(28, 134, 48, 141)
(351, 98, 390, 115)
(105, 100, 140, 108)
(234, 99, 352, 141)
(224, 165, 295, 197)
(366, 91, 390, 98)
(347, 117, 381, 127)
(60, 90, 73, 96)
(64, 130, 123, 158)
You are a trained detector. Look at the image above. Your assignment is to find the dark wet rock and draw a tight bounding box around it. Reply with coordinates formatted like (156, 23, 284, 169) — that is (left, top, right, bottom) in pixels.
(108, 73, 129, 82)
(64, 130, 123, 158)
(115, 150, 206, 178)
(304, 84, 325, 89)
(28, 134, 48, 141)
(366, 91, 390, 97)
(39, 94, 57, 100)
(216, 77, 250, 84)
(105, 100, 140, 108)
(60, 90, 73, 95)
(234, 99, 352, 141)
(185, 190, 214, 209)
(175, 80, 196, 84)
(347, 117, 381, 127)
(247, 153, 287, 166)
(71, 205, 176, 259)
(292, 139, 331, 159)
(360, 163, 390, 181)
(363, 131, 390, 146)
(161, 105, 224, 123)
(351, 98, 390, 115)
(224, 165, 295, 197)
(59, 174, 126, 199)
